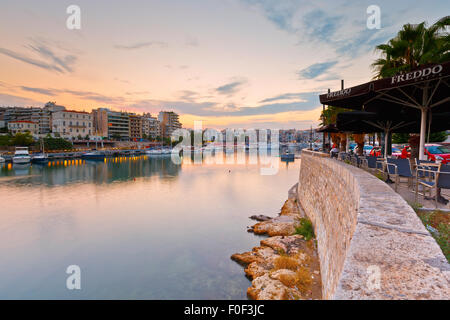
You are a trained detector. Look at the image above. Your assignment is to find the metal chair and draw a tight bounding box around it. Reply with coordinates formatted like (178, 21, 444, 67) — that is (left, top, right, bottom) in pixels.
(385, 158, 414, 192)
(415, 163, 450, 207)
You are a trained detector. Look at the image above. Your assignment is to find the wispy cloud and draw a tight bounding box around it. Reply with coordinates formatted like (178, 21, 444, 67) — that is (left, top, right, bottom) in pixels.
(27, 43, 77, 73)
(259, 93, 306, 103)
(128, 91, 319, 117)
(297, 61, 338, 79)
(114, 41, 168, 50)
(215, 79, 247, 96)
(16, 85, 126, 105)
(0, 47, 74, 74)
(20, 86, 56, 96)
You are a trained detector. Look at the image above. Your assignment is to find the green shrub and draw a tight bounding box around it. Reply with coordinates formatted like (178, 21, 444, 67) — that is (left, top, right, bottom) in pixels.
(294, 218, 315, 241)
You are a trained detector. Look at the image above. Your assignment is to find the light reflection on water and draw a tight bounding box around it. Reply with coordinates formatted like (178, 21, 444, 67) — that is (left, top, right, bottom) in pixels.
(0, 152, 300, 299)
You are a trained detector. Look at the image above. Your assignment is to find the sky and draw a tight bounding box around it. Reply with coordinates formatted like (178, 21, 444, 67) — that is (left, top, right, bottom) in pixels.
(0, 0, 448, 129)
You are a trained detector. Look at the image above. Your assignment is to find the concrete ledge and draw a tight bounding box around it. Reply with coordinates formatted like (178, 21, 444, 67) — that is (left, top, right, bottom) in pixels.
(298, 150, 449, 299)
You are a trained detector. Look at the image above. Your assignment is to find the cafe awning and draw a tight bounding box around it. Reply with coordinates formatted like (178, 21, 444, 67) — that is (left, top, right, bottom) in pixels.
(320, 61, 450, 159)
(336, 111, 450, 157)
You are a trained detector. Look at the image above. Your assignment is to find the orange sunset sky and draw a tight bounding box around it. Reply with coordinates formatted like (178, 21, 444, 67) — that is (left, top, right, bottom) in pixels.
(1, 0, 448, 129)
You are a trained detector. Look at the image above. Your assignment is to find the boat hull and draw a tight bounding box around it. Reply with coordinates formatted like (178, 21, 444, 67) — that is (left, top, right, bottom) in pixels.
(13, 157, 31, 164)
(82, 155, 105, 161)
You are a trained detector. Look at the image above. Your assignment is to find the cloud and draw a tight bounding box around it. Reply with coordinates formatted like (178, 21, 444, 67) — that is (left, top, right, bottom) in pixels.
(215, 79, 247, 96)
(259, 92, 306, 103)
(128, 91, 319, 117)
(27, 44, 77, 73)
(0, 48, 65, 73)
(0, 93, 41, 106)
(20, 86, 56, 96)
(297, 61, 338, 79)
(16, 85, 126, 105)
(114, 41, 168, 50)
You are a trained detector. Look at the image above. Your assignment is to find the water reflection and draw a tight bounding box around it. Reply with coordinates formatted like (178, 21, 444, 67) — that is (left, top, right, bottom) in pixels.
(1, 156, 182, 186)
(0, 153, 301, 299)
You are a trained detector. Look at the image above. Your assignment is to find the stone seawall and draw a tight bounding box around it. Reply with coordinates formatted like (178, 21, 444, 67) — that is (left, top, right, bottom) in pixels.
(298, 150, 449, 299)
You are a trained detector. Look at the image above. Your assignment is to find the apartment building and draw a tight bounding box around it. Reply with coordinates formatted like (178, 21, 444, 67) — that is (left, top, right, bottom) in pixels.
(8, 121, 39, 135)
(142, 113, 161, 139)
(129, 114, 143, 140)
(92, 108, 130, 140)
(158, 111, 182, 138)
(52, 110, 93, 138)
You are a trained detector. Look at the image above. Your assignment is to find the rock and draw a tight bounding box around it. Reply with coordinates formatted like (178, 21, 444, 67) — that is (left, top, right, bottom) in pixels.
(249, 215, 273, 222)
(245, 262, 270, 279)
(247, 274, 289, 300)
(231, 246, 276, 266)
(260, 235, 306, 255)
(231, 251, 264, 266)
(253, 215, 297, 236)
(280, 198, 301, 216)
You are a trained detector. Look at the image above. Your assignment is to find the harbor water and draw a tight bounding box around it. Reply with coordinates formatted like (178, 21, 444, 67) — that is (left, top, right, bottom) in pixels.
(0, 151, 300, 299)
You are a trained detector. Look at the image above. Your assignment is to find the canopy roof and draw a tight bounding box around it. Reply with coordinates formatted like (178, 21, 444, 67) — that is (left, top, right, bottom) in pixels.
(316, 124, 339, 133)
(320, 61, 450, 115)
(320, 61, 450, 160)
(336, 111, 450, 134)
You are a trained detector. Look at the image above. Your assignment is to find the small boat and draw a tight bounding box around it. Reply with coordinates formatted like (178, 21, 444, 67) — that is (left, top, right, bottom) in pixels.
(81, 151, 106, 161)
(0, 155, 5, 163)
(13, 147, 31, 164)
(32, 153, 49, 164)
(146, 149, 162, 155)
(32, 139, 48, 163)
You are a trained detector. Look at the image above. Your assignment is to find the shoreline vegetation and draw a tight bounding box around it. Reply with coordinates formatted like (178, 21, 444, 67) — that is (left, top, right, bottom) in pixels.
(231, 184, 322, 300)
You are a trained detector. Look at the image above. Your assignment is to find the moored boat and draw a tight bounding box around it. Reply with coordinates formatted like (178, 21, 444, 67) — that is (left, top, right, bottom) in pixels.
(32, 153, 49, 164)
(81, 151, 106, 161)
(13, 147, 31, 164)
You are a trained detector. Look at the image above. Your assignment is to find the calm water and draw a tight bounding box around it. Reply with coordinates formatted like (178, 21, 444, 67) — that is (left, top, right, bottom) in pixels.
(0, 151, 300, 299)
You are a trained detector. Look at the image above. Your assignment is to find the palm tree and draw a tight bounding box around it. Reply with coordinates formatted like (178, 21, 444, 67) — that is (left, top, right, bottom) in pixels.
(372, 16, 449, 79)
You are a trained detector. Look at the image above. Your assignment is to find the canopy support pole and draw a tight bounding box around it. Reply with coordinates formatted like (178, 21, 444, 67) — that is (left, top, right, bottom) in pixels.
(384, 130, 389, 158)
(419, 84, 429, 161)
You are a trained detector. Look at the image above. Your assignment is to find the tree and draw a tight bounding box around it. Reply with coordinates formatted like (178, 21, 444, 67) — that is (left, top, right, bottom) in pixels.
(44, 136, 73, 151)
(11, 132, 34, 146)
(392, 133, 410, 144)
(372, 16, 450, 79)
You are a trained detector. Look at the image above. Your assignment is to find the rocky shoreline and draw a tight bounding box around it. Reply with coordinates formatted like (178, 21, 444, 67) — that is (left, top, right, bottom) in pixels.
(231, 185, 322, 300)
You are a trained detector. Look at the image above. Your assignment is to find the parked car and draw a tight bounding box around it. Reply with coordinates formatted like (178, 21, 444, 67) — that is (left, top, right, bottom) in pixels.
(391, 147, 402, 158)
(424, 144, 450, 164)
(353, 145, 373, 155)
(369, 146, 382, 157)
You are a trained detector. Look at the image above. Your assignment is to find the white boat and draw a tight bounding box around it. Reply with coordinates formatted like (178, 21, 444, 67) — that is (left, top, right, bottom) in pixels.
(0, 156, 5, 163)
(146, 149, 162, 155)
(13, 147, 31, 164)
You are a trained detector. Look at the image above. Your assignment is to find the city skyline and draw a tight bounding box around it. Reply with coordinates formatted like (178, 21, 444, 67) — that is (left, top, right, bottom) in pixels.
(0, 0, 448, 129)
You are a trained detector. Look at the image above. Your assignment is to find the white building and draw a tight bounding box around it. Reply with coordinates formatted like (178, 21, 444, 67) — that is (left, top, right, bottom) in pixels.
(8, 121, 39, 135)
(51, 110, 93, 139)
(142, 113, 161, 139)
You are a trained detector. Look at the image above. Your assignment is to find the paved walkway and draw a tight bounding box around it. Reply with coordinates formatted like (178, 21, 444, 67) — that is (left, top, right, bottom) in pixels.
(393, 182, 450, 210)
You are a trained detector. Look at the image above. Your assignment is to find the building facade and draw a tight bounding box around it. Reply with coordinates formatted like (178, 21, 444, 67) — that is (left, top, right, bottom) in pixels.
(158, 111, 182, 138)
(142, 113, 161, 139)
(8, 121, 39, 135)
(129, 114, 143, 140)
(51, 110, 93, 138)
(92, 108, 130, 140)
